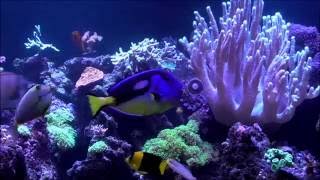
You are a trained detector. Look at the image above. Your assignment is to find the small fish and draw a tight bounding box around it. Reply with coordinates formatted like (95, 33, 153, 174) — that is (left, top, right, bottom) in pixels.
(15, 84, 52, 125)
(72, 31, 84, 52)
(0, 72, 29, 110)
(126, 151, 196, 180)
(87, 69, 182, 117)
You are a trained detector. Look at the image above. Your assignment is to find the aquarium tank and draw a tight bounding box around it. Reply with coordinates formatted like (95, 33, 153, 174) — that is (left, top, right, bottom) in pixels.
(1, 0, 320, 179)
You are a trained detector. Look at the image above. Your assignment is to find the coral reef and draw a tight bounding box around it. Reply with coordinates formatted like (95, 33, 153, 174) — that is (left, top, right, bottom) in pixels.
(281, 150, 320, 179)
(1, 0, 319, 179)
(20, 120, 58, 180)
(45, 100, 77, 150)
(67, 157, 112, 179)
(196, 122, 273, 179)
(0, 125, 25, 180)
(180, 0, 320, 126)
(111, 38, 185, 73)
(289, 24, 320, 55)
(310, 52, 320, 86)
(196, 123, 320, 179)
(180, 78, 210, 118)
(13, 55, 49, 81)
(67, 136, 133, 180)
(40, 62, 73, 99)
(143, 119, 213, 167)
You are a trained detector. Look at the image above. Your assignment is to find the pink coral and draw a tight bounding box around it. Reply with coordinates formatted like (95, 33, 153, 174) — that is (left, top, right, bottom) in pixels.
(75, 67, 104, 88)
(0, 56, 5, 63)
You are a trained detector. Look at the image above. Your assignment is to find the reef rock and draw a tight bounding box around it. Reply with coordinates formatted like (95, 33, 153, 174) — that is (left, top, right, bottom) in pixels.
(75, 66, 104, 89)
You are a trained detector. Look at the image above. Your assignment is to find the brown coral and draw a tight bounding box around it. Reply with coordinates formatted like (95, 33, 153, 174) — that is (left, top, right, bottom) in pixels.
(75, 67, 104, 88)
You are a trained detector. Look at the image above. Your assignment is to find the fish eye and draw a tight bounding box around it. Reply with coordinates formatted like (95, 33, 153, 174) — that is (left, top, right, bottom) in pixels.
(35, 85, 41, 90)
(152, 92, 161, 101)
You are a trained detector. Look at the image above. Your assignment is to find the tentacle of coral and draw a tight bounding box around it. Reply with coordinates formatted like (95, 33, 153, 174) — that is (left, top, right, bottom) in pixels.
(180, 0, 320, 126)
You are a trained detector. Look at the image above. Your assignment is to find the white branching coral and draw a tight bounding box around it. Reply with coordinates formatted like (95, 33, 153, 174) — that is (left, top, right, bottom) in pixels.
(111, 38, 183, 70)
(180, 0, 320, 126)
(24, 25, 60, 52)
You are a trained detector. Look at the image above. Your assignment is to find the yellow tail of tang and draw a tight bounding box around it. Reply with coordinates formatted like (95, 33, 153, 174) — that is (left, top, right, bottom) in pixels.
(87, 95, 116, 116)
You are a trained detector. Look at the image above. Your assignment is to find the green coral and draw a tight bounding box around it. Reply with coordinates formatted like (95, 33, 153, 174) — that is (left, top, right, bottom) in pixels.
(143, 119, 213, 167)
(264, 148, 294, 172)
(88, 141, 108, 155)
(17, 125, 31, 137)
(45, 107, 76, 150)
(47, 125, 76, 150)
(45, 107, 75, 126)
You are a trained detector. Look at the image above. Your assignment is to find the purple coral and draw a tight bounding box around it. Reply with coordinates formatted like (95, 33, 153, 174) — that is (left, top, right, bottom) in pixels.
(0, 125, 25, 179)
(20, 120, 58, 180)
(197, 123, 273, 179)
(281, 150, 320, 179)
(67, 136, 134, 179)
(13, 55, 49, 81)
(289, 24, 320, 54)
(180, 0, 320, 126)
(310, 52, 320, 86)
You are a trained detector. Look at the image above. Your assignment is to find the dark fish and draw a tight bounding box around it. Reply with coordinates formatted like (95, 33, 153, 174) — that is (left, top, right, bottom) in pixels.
(126, 151, 196, 180)
(87, 69, 182, 117)
(72, 31, 84, 52)
(0, 72, 29, 110)
(15, 84, 52, 125)
(126, 151, 168, 175)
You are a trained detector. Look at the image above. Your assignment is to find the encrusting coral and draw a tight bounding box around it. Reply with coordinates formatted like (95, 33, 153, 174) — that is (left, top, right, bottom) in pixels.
(45, 105, 77, 150)
(264, 148, 294, 172)
(289, 24, 320, 55)
(88, 141, 108, 155)
(17, 125, 31, 137)
(143, 119, 213, 167)
(75, 66, 104, 89)
(180, 0, 320, 126)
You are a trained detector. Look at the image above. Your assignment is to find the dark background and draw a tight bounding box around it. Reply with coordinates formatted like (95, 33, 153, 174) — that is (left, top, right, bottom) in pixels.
(1, 0, 320, 153)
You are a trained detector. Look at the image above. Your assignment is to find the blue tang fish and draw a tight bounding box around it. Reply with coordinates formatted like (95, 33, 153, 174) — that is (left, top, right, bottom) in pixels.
(87, 69, 182, 117)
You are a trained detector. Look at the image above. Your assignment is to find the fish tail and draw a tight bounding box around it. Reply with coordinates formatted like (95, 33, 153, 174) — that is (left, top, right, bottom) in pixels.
(167, 159, 197, 180)
(87, 95, 116, 116)
(159, 159, 169, 175)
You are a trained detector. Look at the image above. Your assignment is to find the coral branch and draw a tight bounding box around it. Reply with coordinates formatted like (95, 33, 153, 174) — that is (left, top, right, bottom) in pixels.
(24, 25, 60, 52)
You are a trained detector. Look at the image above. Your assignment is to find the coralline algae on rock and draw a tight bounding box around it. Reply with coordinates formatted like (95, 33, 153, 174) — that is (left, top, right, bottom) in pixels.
(75, 66, 104, 89)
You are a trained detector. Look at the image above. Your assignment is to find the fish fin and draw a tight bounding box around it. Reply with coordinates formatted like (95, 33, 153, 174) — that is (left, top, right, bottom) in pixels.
(43, 104, 50, 115)
(87, 95, 116, 116)
(35, 84, 41, 90)
(150, 92, 161, 102)
(138, 171, 148, 175)
(159, 159, 169, 175)
(167, 159, 197, 180)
